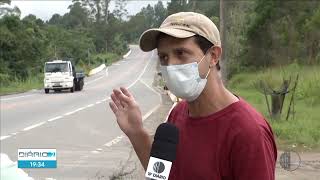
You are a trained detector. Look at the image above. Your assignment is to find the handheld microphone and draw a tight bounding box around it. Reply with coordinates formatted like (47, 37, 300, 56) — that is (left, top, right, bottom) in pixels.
(145, 123, 179, 180)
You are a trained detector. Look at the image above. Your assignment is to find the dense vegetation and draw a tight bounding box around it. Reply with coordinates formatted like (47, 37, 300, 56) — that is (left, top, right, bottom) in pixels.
(0, 0, 319, 91)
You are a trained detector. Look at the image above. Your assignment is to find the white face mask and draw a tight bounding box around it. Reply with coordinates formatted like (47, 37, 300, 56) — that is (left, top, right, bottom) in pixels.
(160, 54, 211, 102)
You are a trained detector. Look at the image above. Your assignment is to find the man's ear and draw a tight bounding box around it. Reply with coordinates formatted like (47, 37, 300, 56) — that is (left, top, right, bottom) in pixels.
(209, 47, 221, 67)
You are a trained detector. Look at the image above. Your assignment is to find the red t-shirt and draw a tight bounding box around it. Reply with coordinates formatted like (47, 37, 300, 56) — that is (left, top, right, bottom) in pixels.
(167, 98, 277, 180)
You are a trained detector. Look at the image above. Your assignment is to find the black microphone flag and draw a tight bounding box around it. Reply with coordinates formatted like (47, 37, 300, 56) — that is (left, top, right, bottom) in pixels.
(145, 123, 179, 180)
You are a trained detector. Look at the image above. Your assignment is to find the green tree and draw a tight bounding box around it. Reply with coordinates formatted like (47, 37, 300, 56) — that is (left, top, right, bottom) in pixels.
(242, 0, 320, 68)
(113, 0, 128, 20)
(0, 15, 47, 81)
(303, 7, 320, 64)
(167, 0, 188, 15)
(140, 4, 156, 28)
(154, 1, 167, 27)
(48, 14, 62, 25)
(0, 0, 21, 17)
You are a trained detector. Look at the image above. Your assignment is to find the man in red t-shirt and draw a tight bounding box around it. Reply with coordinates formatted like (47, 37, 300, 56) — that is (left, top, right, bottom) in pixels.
(109, 12, 277, 180)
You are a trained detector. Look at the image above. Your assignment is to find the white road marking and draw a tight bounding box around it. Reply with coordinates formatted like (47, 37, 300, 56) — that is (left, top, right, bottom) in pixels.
(98, 51, 154, 103)
(101, 98, 109, 102)
(1, 50, 157, 141)
(0, 94, 35, 101)
(64, 107, 86, 116)
(47, 116, 63, 122)
(91, 150, 100, 154)
(75, 107, 86, 111)
(3, 53, 138, 138)
(99, 51, 160, 148)
(23, 122, 46, 131)
(139, 79, 162, 103)
(143, 104, 161, 121)
(0, 136, 11, 141)
(114, 63, 121, 66)
(86, 76, 104, 85)
(3, 103, 93, 139)
(102, 102, 160, 148)
(104, 135, 124, 147)
(128, 51, 154, 89)
(64, 111, 75, 116)
(87, 104, 94, 108)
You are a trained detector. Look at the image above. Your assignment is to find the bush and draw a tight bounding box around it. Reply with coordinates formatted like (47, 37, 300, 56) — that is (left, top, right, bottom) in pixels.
(91, 53, 120, 66)
(0, 74, 43, 95)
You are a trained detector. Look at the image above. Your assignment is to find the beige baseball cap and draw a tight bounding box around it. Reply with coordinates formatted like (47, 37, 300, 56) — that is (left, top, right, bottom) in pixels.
(139, 12, 221, 52)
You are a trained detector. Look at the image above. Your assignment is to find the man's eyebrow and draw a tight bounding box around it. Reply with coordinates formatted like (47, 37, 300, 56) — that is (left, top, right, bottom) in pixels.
(173, 47, 193, 55)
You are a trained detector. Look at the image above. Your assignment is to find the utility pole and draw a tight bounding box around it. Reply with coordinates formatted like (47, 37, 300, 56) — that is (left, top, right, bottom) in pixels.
(105, 40, 108, 54)
(54, 45, 57, 60)
(87, 48, 91, 67)
(220, 0, 227, 84)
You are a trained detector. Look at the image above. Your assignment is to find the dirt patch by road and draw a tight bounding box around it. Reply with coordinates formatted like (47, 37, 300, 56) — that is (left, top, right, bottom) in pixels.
(276, 151, 320, 180)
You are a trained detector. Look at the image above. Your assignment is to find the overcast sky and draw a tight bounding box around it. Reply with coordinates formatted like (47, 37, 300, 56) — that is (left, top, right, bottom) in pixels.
(9, 0, 169, 21)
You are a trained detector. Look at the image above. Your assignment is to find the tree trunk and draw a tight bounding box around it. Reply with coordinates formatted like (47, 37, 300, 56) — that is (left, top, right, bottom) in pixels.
(95, 0, 101, 23)
(104, 0, 110, 24)
(271, 94, 282, 119)
(271, 80, 289, 119)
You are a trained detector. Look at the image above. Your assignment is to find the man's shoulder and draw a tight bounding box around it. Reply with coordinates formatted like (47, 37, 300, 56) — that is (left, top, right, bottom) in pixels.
(228, 98, 277, 149)
(230, 99, 271, 136)
(167, 100, 188, 123)
(232, 98, 264, 121)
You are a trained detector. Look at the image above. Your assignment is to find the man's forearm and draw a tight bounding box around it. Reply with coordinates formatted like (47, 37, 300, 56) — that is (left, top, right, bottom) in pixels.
(128, 129, 152, 170)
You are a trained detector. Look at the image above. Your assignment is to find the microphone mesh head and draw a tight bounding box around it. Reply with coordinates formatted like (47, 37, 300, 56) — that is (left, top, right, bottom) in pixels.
(150, 123, 179, 161)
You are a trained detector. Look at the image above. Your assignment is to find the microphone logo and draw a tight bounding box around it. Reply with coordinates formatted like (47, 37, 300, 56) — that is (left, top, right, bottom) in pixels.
(153, 161, 165, 174)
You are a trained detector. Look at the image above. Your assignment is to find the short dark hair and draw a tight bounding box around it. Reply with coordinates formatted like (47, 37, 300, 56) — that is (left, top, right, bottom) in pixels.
(193, 35, 220, 70)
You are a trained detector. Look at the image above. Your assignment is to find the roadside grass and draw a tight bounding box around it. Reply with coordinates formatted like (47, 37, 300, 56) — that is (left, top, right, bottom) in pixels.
(0, 74, 43, 96)
(228, 64, 320, 151)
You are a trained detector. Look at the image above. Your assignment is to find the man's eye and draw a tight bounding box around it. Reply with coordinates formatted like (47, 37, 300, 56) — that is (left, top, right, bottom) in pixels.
(177, 50, 184, 56)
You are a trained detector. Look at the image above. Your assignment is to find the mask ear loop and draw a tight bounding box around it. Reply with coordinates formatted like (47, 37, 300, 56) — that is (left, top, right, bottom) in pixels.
(205, 67, 211, 79)
(198, 45, 215, 65)
(199, 46, 215, 79)
(198, 54, 206, 65)
(200, 47, 214, 79)
(198, 54, 211, 79)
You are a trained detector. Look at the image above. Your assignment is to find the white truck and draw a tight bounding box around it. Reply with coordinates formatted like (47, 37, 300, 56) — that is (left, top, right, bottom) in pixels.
(44, 60, 84, 94)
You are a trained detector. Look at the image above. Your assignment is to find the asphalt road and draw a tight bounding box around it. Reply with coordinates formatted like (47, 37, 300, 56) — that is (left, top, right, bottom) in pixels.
(0, 45, 161, 179)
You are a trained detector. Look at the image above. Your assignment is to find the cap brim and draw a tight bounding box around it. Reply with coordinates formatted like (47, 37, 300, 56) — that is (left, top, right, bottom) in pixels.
(139, 28, 196, 52)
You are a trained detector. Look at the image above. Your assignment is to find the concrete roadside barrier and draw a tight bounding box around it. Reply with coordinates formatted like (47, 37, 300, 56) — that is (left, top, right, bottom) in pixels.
(88, 64, 106, 76)
(88, 49, 131, 76)
(123, 50, 132, 59)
